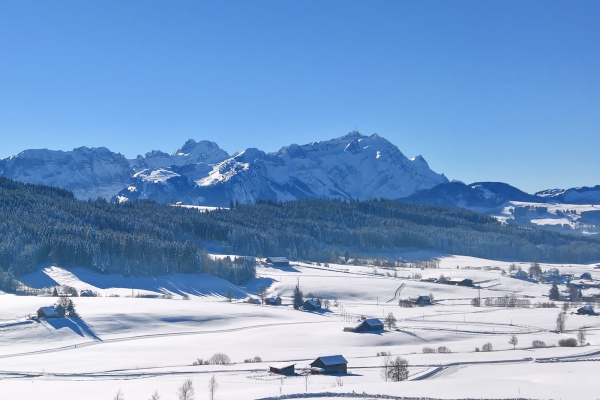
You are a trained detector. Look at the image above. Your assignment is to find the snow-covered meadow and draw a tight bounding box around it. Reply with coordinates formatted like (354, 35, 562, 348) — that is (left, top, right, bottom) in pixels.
(2, 255, 600, 399)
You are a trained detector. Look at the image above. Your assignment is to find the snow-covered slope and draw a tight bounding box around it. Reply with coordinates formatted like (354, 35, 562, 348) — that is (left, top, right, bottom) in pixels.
(536, 185, 600, 204)
(118, 132, 449, 206)
(1, 132, 448, 206)
(0, 147, 132, 199)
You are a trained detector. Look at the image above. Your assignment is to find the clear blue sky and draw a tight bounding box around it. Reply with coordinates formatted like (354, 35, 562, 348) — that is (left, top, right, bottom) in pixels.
(0, 1, 598, 193)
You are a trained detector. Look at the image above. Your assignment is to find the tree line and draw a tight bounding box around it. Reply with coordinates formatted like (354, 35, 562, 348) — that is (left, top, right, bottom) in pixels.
(2, 177, 600, 282)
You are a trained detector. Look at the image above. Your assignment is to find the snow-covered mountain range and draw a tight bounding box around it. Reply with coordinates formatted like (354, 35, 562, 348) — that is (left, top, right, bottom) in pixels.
(0, 132, 448, 206)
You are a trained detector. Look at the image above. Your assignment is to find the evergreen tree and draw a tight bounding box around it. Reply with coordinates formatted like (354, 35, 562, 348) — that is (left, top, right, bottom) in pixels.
(549, 283, 560, 300)
(293, 283, 303, 310)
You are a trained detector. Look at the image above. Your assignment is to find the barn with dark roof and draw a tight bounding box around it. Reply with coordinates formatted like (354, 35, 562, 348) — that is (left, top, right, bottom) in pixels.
(310, 355, 347, 374)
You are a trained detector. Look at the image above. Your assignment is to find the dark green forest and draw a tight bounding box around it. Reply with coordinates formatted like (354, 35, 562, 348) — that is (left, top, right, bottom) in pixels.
(1, 177, 600, 283)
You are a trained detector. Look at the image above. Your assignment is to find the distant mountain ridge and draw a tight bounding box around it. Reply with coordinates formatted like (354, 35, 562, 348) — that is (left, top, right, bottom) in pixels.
(0, 132, 448, 206)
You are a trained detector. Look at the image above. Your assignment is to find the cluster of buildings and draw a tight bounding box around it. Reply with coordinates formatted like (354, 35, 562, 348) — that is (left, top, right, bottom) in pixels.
(269, 355, 348, 376)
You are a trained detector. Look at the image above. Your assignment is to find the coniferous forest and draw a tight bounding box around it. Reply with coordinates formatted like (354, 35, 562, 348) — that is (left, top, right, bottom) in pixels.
(2, 177, 600, 283)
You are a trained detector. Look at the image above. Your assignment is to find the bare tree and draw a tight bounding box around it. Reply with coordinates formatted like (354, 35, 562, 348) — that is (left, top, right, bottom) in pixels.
(257, 286, 267, 305)
(208, 375, 218, 400)
(556, 312, 567, 333)
(279, 377, 284, 396)
(387, 357, 409, 382)
(384, 312, 397, 330)
(150, 391, 160, 400)
(323, 299, 331, 310)
(578, 328, 587, 346)
(177, 379, 195, 400)
(114, 389, 124, 400)
(226, 287, 234, 303)
(562, 302, 570, 312)
(380, 355, 391, 381)
(304, 372, 310, 392)
(509, 335, 518, 349)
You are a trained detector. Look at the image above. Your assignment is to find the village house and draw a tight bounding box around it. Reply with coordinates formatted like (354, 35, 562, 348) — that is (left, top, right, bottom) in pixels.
(310, 355, 347, 374)
(514, 270, 529, 280)
(37, 305, 64, 319)
(416, 295, 432, 306)
(266, 257, 290, 267)
(344, 318, 383, 333)
(303, 299, 321, 311)
(265, 296, 282, 306)
(577, 305, 597, 315)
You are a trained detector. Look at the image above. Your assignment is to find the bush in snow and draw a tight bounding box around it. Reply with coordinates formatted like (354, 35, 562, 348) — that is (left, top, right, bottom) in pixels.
(482, 342, 493, 352)
(558, 338, 577, 347)
(437, 346, 451, 354)
(208, 353, 231, 365)
(532, 340, 547, 348)
(422, 347, 436, 354)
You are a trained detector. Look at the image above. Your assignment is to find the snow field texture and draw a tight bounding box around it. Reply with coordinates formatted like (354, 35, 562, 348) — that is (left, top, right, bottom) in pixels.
(1, 254, 600, 399)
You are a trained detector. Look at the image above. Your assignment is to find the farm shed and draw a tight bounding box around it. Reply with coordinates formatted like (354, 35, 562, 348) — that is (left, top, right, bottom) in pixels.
(310, 355, 347, 374)
(265, 296, 282, 306)
(577, 305, 596, 315)
(514, 270, 528, 279)
(37, 305, 64, 319)
(266, 257, 290, 267)
(269, 363, 295, 375)
(303, 299, 321, 311)
(345, 318, 383, 333)
(416, 295, 432, 306)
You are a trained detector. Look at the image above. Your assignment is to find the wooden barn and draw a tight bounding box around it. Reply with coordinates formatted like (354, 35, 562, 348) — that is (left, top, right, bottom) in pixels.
(265, 296, 282, 306)
(269, 363, 295, 375)
(345, 318, 383, 333)
(310, 355, 347, 374)
(266, 257, 290, 267)
(37, 305, 64, 319)
(577, 305, 596, 315)
(303, 299, 321, 311)
(416, 295, 432, 306)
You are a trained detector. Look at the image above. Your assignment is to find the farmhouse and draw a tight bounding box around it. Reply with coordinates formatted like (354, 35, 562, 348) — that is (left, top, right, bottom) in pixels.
(344, 318, 383, 333)
(416, 295, 432, 306)
(304, 299, 321, 311)
(266, 257, 290, 267)
(446, 278, 474, 287)
(310, 355, 347, 374)
(577, 305, 596, 315)
(37, 305, 64, 319)
(580, 272, 592, 280)
(265, 296, 282, 306)
(514, 270, 529, 280)
(269, 362, 295, 375)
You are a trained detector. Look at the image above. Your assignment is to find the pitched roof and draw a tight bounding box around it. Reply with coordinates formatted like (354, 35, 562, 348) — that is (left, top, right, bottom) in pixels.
(363, 318, 383, 327)
(267, 257, 289, 263)
(38, 306, 60, 317)
(304, 299, 321, 307)
(270, 362, 296, 369)
(317, 355, 347, 366)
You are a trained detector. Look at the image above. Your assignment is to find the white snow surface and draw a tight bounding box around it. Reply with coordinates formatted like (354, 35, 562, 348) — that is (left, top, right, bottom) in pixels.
(3, 254, 600, 399)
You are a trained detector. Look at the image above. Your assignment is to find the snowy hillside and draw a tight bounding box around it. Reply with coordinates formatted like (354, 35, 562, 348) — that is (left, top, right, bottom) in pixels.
(118, 132, 449, 206)
(401, 182, 600, 235)
(0, 147, 132, 199)
(0, 132, 448, 206)
(3, 253, 600, 399)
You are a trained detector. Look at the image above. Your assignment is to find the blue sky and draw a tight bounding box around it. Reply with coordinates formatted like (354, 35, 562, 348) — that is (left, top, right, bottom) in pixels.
(0, 1, 598, 193)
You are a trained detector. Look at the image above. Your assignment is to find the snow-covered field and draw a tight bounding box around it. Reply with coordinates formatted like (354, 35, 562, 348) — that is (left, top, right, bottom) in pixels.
(2, 255, 600, 399)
